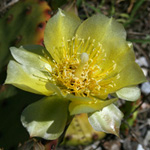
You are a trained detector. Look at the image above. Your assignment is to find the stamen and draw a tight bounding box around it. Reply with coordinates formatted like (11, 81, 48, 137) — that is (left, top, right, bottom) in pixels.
(75, 53, 89, 77)
(46, 36, 119, 98)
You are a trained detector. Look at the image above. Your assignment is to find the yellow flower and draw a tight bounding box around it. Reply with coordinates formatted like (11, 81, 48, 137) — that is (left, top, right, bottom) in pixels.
(5, 9, 146, 139)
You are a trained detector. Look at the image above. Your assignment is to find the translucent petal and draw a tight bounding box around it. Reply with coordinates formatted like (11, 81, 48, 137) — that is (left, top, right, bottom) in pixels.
(10, 45, 52, 72)
(98, 62, 146, 96)
(101, 42, 135, 78)
(5, 61, 53, 95)
(88, 104, 124, 136)
(21, 96, 69, 140)
(76, 13, 126, 41)
(76, 13, 127, 63)
(113, 62, 146, 90)
(116, 86, 141, 101)
(69, 98, 117, 115)
(76, 15, 146, 92)
(46, 83, 63, 96)
(75, 15, 145, 91)
(44, 9, 81, 62)
(66, 94, 92, 102)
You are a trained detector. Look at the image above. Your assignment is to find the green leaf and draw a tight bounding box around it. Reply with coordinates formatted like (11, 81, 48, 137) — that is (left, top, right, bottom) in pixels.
(21, 95, 69, 140)
(88, 104, 124, 136)
(116, 86, 141, 101)
(124, 0, 145, 27)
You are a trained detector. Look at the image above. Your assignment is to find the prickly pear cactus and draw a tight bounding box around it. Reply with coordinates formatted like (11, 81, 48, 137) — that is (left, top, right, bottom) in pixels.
(0, 0, 51, 149)
(64, 113, 106, 145)
(0, 0, 52, 72)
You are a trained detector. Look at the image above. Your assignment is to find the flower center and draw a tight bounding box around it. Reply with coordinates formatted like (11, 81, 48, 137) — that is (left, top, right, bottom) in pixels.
(51, 54, 90, 96)
(47, 36, 119, 98)
(75, 52, 89, 78)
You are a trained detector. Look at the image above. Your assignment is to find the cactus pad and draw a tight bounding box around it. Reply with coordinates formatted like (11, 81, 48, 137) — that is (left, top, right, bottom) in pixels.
(0, 0, 51, 149)
(64, 113, 106, 145)
(0, 0, 52, 72)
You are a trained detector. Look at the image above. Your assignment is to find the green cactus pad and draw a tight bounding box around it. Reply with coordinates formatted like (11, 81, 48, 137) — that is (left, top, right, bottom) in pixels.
(64, 113, 106, 145)
(0, 0, 52, 72)
(0, 0, 51, 149)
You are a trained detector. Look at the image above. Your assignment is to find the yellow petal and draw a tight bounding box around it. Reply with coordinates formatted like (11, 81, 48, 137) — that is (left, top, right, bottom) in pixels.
(75, 15, 139, 88)
(46, 83, 63, 97)
(66, 94, 92, 102)
(100, 42, 135, 79)
(116, 62, 146, 84)
(44, 9, 81, 63)
(104, 62, 147, 95)
(88, 104, 124, 136)
(10, 46, 52, 72)
(69, 98, 118, 115)
(5, 61, 53, 96)
(75, 13, 127, 62)
(76, 13, 126, 41)
(21, 96, 69, 140)
(88, 42, 146, 97)
(116, 86, 141, 101)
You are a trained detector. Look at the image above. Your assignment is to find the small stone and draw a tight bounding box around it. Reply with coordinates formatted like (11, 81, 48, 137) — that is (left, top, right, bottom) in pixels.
(136, 56, 149, 67)
(136, 56, 148, 76)
(141, 82, 150, 95)
(137, 144, 144, 150)
(144, 130, 150, 147)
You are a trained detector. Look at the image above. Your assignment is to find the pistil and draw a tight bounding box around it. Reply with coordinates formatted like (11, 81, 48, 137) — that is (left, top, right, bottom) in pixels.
(75, 53, 89, 78)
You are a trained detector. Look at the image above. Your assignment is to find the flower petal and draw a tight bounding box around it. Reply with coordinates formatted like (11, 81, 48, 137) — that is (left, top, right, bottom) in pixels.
(75, 15, 146, 94)
(5, 61, 53, 95)
(113, 62, 146, 90)
(88, 104, 124, 136)
(116, 86, 141, 101)
(44, 9, 81, 62)
(10, 45, 52, 72)
(46, 83, 63, 96)
(66, 94, 92, 102)
(69, 98, 118, 115)
(75, 14, 146, 90)
(102, 42, 135, 78)
(76, 13, 126, 41)
(21, 96, 69, 140)
(76, 13, 127, 60)
(98, 62, 146, 97)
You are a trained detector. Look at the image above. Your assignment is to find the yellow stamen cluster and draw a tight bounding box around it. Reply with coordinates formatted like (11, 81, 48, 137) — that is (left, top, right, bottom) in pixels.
(47, 36, 118, 97)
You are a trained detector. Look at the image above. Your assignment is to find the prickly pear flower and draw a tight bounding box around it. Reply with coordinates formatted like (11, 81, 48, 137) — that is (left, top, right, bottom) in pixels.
(5, 9, 146, 139)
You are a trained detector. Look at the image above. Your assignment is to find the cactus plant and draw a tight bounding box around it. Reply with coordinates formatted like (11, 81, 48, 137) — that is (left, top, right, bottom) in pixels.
(64, 113, 106, 145)
(0, 0, 51, 149)
(0, 0, 52, 73)
(0, 1, 142, 149)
